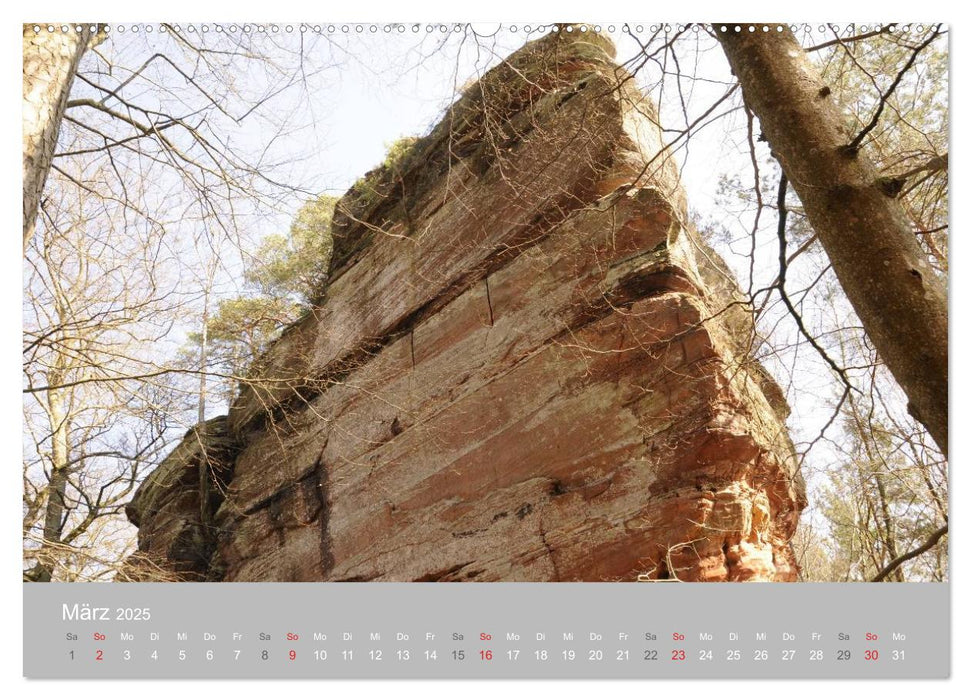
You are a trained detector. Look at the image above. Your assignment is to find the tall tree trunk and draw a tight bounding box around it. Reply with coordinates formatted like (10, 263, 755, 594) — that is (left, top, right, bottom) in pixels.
(22, 24, 94, 251)
(715, 26, 948, 457)
(28, 258, 80, 582)
(36, 385, 71, 582)
(197, 285, 211, 531)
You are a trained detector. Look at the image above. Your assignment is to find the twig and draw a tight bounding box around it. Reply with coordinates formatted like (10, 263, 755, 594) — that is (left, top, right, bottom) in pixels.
(846, 25, 942, 152)
(871, 524, 948, 582)
(774, 174, 857, 395)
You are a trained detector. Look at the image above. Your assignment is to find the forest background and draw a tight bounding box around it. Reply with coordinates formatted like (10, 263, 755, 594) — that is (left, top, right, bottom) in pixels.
(10, 2, 961, 586)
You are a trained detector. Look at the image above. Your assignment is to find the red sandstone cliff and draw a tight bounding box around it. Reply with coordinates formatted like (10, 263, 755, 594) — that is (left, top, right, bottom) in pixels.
(124, 30, 806, 583)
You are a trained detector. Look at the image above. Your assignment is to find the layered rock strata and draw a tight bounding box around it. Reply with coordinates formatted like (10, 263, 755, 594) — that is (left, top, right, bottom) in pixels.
(125, 30, 806, 582)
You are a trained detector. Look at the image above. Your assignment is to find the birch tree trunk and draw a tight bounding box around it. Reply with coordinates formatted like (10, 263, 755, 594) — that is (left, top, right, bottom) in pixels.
(716, 26, 948, 457)
(22, 24, 94, 251)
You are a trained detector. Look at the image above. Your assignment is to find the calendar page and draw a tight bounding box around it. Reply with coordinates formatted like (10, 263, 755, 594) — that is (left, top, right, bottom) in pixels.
(21, 16, 951, 683)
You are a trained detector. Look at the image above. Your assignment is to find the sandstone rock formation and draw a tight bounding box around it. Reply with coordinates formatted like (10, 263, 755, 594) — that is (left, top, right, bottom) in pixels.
(125, 29, 806, 582)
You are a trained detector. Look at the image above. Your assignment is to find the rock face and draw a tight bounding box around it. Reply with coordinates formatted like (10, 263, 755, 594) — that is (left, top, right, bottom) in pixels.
(122, 417, 236, 582)
(125, 30, 806, 582)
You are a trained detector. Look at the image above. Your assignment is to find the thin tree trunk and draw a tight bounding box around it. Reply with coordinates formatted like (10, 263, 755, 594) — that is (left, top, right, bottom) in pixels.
(715, 26, 948, 457)
(872, 472, 903, 580)
(197, 287, 211, 530)
(844, 390, 904, 580)
(29, 248, 81, 582)
(36, 386, 71, 582)
(22, 24, 94, 251)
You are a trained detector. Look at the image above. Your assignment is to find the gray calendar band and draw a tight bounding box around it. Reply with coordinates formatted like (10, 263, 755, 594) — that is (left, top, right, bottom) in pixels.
(24, 582, 949, 679)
